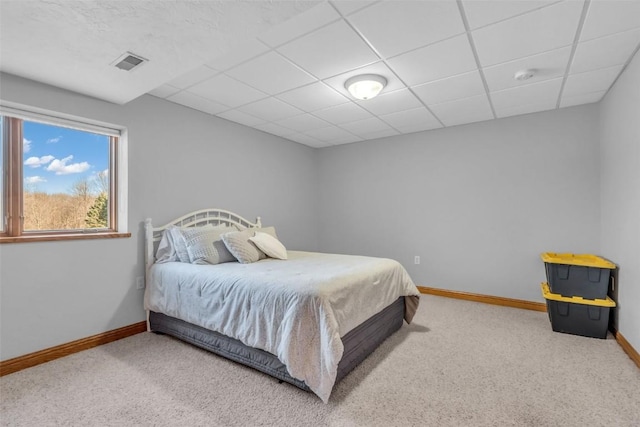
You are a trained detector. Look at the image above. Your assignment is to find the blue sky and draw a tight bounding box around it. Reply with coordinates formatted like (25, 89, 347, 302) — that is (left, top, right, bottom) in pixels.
(22, 121, 109, 194)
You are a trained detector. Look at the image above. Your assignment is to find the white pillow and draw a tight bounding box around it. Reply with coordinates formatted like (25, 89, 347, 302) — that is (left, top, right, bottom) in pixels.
(185, 226, 236, 265)
(254, 226, 277, 260)
(249, 232, 287, 260)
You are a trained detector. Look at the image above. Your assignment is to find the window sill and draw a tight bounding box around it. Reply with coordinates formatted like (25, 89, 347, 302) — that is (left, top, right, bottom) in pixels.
(0, 232, 131, 244)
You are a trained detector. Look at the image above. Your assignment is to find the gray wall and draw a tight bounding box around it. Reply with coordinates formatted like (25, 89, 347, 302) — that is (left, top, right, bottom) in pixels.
(599, 51, 640, 352)
(0, 73, 319, 360)
(317, 105, 602, 303)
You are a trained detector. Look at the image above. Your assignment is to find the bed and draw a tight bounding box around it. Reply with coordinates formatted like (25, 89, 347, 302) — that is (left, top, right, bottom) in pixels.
(144, 209, 420, 403)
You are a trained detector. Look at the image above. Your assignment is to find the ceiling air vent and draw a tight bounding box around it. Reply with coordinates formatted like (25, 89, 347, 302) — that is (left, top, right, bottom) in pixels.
(112, 52, 147, 71)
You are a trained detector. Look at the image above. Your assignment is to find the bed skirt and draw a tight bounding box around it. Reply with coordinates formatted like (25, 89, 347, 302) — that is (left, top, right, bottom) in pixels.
(149, 297, 405, 392)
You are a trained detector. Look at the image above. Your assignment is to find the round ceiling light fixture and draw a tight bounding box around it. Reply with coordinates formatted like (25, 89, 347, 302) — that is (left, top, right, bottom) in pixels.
(514, 69, 536, 81)
(344, 74, 387, 100)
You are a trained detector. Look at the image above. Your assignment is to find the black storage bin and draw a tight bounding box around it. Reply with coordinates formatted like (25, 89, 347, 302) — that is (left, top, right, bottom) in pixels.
(541, 283, 615, 339)
(541, 253, 615, 299)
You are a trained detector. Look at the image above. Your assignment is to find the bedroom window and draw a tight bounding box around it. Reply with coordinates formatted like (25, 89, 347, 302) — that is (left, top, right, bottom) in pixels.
(0, 106, 129, 243)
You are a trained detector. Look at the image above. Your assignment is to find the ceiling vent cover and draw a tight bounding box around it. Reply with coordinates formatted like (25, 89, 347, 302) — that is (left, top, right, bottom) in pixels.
(112, 52, 147, 71)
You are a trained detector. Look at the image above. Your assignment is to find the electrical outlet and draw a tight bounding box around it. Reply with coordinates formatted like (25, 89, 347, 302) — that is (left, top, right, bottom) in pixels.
(136, 276, 145, 290)
(414, 256, 420, 265)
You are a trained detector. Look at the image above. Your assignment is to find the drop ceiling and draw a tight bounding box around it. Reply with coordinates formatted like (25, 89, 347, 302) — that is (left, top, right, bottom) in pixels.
(1, 1, 639, 148)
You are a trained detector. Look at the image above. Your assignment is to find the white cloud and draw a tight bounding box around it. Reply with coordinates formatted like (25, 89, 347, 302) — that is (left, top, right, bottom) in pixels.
(24, 155, 55, 168)
(45, 155, 90, 175)
(23, 138, 32, 153)
(90, 168, 109, 178)
(46, 136, 62, 144)
(25, 176, 47, 184)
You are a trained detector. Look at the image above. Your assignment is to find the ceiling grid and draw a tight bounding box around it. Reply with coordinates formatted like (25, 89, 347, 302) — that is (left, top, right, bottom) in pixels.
(556, 0, 593, 109)
(1, 0, 639, 148)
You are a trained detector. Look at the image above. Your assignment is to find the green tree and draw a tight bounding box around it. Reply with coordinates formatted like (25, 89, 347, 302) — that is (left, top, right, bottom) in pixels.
(85, 192, 108, 228)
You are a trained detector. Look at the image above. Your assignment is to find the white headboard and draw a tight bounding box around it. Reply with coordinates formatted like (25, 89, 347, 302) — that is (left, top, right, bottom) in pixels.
(144, 208, 262, 273)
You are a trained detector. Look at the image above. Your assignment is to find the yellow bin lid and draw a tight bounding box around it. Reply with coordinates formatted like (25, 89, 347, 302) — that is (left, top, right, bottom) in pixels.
(540, 252, 615, 269)
(541, 283, 616, 307)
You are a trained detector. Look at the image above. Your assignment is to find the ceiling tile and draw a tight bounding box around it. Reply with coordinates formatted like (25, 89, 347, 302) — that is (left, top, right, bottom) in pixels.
(462, 0, 559, 30)
(571, 28, 640, 74)
(313, 102, 374, 125)
(429, 94, 494, 127)
(148, 84, 181, 99)
(225, 51, 316, 95)
(254, 122, 297, 137)
(379, 107, 441, 129)
(323, 61, 405, 99)
(276, 82, 349, 112)
(473, 1, 584, 67)
(216, 109, 267, 127)
(167, 91, 229, 115)
(330, 1, 378, 16)
(168, 65, 219, 89)
(580, 0, 640, 41)
(482, 47, 571, 92)
(491, 77, 563, 111)
(277, 20, 379, 79)
(339, 116, 393, 137)
(348, 0, 465, 58)
(413, 70, 486, 105)
(387, 34, 477, 86)
(563, 65, 623, 98)
(274, 114, 331, 132)
(494, 101, 557, 119)
(258, 2, 341, 47)
(303, 125, 359, 142)
(286, 133, 328, 147)
(187, 74, 267, 108)
(357, 88, 423, 116)
(206, 39, 270, 71)
(354, 128, 400, 140)
(329, 137, 364, 145)
(559, 90, 607, 108)
(16, 0, 632, 147)
(237, 97, 304, 122)
(394, 121, 444, 134)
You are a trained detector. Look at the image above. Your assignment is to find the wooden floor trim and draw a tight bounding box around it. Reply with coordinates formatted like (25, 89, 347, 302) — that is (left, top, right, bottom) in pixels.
(3, 294, 636, 376)
(612, 330, 640, 369)
(0, 321, 147, 377)
(418, 286, 547, 312)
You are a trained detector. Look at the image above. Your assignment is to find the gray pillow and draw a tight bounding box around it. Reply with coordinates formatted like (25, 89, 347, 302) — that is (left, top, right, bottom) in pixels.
(184, 226, 237, 265)
(169, 225, 215, 263)
(257, 226, 277, 238)
(221, 229, 263, 264)
(221, 226, 279, 264)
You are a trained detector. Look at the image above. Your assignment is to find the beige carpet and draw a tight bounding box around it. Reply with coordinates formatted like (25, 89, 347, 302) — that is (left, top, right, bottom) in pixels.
(1, 295, 639, 426)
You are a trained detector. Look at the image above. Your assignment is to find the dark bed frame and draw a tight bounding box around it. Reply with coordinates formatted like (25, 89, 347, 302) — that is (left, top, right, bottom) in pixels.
(149, 297, 405, 391)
